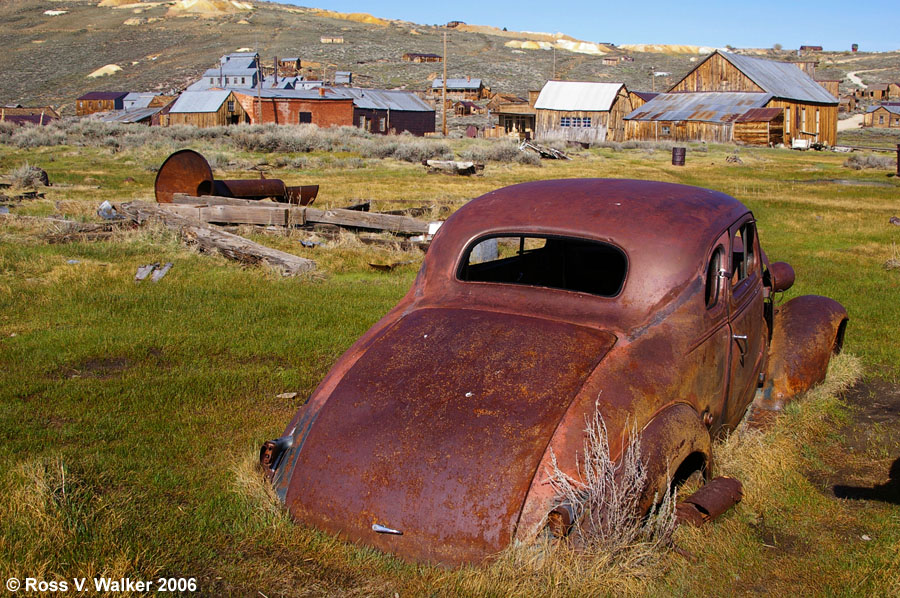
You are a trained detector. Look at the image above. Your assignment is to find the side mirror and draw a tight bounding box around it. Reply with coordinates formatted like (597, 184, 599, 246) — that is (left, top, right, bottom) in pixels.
(767, 261, 795, 293)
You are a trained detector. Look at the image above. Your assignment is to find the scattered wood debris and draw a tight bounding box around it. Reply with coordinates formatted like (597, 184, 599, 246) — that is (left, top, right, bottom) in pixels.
(116, 201, 317, 276)
(519, 141, 570, 160)
(368, 260, 415, 272)
(422, 159, 484, 176)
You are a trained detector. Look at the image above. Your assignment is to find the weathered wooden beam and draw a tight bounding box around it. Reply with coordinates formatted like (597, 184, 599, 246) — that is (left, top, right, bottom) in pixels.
(303, 207, 429, 234)
(116, 201, 316, 276)
(172, 193, 276, 207)
(158, 203, 306, 226)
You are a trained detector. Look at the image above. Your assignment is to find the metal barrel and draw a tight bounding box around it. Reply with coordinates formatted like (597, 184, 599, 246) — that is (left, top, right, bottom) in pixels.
(672, 147, 686, 166)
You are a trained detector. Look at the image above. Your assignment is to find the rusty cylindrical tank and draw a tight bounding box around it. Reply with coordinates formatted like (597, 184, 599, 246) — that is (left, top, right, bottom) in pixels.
(154, 149, 317, 205)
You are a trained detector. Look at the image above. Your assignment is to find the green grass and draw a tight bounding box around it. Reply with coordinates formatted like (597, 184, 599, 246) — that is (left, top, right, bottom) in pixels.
(2, 141, 899, 595)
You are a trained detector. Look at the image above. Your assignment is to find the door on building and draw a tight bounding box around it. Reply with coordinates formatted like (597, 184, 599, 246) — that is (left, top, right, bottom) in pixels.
(299, 112, 312, 124)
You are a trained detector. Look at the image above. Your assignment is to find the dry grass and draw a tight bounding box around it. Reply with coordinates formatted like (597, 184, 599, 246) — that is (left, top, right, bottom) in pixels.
(884, 242, 900, 271)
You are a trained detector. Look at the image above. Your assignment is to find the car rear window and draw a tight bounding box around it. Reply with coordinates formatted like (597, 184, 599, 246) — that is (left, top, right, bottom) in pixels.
(457, 235, 627, 297)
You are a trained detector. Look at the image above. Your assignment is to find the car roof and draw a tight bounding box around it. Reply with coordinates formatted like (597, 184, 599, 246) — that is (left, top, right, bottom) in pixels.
(420, 179, 750, 332)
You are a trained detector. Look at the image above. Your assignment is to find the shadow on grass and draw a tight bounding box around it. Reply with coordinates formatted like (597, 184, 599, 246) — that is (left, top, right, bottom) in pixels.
(833, 456, 900, 505)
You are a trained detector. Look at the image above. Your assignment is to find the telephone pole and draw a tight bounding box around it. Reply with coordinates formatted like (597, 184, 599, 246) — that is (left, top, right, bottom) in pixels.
(442, 31, 448, 136)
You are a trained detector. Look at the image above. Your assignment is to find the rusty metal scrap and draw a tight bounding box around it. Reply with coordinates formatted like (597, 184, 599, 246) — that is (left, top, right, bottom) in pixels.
(675, 476, 743, 526)
(154, 149, 318, 205)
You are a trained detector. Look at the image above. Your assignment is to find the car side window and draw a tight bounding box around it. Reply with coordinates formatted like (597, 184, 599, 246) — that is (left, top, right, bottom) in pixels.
(732, 222, 756, 287)
(705, 246, 724, 308)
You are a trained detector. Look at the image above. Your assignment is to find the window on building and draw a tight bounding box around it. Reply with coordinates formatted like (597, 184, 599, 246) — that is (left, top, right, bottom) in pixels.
(359, 115, 367, 129)
(582, 117, 592, 127)
(227, 101, 235, 112)
(379, 117, 386, 131)
(661, 125, 671, 135)
(210, 78, 215, 84)
(816, 108, 820, 134)
(785, 107, 791, 134)
(298, 112, 312, 124)
(560, 117, 571, 127)
(241, 77, 246, 84)
(879, 115, 885, 124)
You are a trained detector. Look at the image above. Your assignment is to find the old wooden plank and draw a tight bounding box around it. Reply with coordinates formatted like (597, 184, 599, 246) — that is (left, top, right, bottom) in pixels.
(159, 203, 306, 226)
(303, 207, 429, 234)
(172, 193, 277, 207)
(116, 201, 315, 276)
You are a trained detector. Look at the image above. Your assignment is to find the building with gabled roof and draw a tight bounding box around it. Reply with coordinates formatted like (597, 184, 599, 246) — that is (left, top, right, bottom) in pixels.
(625, 92, 771, 143)
(533, 81, 632, 142)
(76, 92, 128, 116)
(161, 90, 248, 127)
(864, 104, 900, 128)
(430, 77, 487, 100)
(633, 50, 839, 145)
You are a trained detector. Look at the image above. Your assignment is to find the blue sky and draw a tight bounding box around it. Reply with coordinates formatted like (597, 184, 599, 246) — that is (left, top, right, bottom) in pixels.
(288, 1, 898, 52)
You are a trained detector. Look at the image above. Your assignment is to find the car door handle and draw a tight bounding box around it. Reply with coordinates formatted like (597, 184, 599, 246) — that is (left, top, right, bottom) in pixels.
(732, 334, 748, 356)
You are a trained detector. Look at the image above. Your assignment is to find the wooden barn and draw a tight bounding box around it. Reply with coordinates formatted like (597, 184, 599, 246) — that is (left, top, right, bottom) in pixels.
(625, 92, 771, 144)
(486, 93, 526, 112)
(161, 91, 249, 127)
(663, 50, 839, 145)
(733, 108, 784, 145)
(77, 92, 128, 116)
(534, 81, 632, 143)
(403, 53, 441, 63)
(889, 83, 900, 100)
(864, 84, 889, 101)
(863, 104, 900, 128)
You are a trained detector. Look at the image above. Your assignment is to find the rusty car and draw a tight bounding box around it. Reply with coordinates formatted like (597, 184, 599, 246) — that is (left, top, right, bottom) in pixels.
(261, 179, 848, 565)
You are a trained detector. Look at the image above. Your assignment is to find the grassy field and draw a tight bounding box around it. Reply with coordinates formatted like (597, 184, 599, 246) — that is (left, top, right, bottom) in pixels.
(1, 136, 899, 596)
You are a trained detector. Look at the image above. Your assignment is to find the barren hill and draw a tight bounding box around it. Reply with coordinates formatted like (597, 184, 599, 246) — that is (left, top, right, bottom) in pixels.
(2, 0, 898, 112)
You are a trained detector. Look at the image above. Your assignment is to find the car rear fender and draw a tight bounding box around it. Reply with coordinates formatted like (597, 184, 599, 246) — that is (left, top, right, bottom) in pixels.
(754, 295, 848, 413)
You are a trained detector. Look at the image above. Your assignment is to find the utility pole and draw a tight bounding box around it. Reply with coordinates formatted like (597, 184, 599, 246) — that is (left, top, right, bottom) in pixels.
(256, 56, 263, 125)
(552, 47, 556, 79)
(442, 31, 448, 136)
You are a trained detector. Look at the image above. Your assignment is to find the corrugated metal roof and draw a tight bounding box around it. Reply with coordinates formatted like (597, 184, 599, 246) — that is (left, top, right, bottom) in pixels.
(432, 78, 482, 90)
(202, 66, 257, 78)
(169, 90, 231, 113)
(534, 81, 625, 112)
(867, 104, 900, 115)
(333, 88, 434, 112)
(625, 92, 772, 123)
(97, 107, 162, 123)
(735, 107, 783, 122)
(719, 52, 838, 104)
(123, 92, 158, 110)
(78, 92, 128, 101)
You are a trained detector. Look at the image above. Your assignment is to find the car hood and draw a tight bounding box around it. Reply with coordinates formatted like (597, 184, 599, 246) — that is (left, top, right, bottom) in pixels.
(282, 307, 616, 564)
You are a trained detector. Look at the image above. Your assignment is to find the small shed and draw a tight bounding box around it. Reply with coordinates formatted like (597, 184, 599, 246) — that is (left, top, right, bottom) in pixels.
(321, 36, 344, 44)
(98, 107, 162, 126)
(334, 71, 352, 85)
(863, 104, 900, 128)
(602, 57, 619, 66)
(733, 108, 784, 146)
(839, 95, 856, 112)
(279, 57, 301, 71)
(453, 100, 484, 116)
(866, 84, 889, 101)
(534, 81, 632, 143)
(332, 88, 436, 135)
(162, 91, 249, 127)
(403, 53, 441, 63)
(77, 92, 128, 116)
(888, 83, 900, 100)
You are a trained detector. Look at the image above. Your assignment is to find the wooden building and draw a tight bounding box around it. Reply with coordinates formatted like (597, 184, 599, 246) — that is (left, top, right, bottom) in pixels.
(863, 104, 900, 128)
(320, 36, 344, 44)
(337, 88, 436, 136)
(864, 84, 889, 101)
(816, 80, 840, 97)
(628, 91, 658, 110)
(602, 57, 619, 66)
(161, 91, 249, 127)
(664, 50, 839, 145)
(486, 93, 526, 112)
(888, 83, 900, 100)
(625, 92, 771, 144)
(534, 81, 632, 143)
(453, 100, 485, 116)
(403, 53, 441, 63)
(733, 108, 784, 146)
(0, 106, 59, 126)
(430, 77, 488, 100)
(76, 92, 128, 116)
(839, 95, 857, 112)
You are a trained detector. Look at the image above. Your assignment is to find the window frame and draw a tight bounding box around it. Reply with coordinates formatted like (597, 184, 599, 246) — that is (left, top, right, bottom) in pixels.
(455, 233, 629, 298)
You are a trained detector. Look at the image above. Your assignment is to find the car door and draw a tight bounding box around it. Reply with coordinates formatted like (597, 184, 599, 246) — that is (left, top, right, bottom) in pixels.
(724, 217, 767, 427)
(686, 231, 731, 429)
